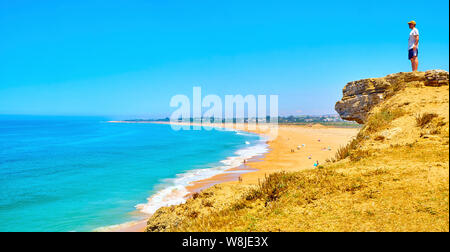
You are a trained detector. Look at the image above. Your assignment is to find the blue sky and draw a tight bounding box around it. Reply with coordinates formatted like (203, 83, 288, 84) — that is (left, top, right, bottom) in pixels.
(0, 0, 448, 118)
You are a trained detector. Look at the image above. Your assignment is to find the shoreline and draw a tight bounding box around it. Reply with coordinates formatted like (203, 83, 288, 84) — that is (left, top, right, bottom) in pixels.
(105, 121, 359, 232)
(104, 121, 272, 232)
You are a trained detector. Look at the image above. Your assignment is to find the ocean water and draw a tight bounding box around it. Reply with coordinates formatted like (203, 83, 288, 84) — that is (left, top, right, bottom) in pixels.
(0, 115, 267, 232)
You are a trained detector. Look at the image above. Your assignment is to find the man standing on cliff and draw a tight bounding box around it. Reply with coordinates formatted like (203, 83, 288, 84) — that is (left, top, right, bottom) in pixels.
(408, 20, 419, 72)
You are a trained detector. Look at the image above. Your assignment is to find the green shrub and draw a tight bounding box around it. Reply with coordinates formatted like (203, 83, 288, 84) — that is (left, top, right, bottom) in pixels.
(365, 107, 405, 133)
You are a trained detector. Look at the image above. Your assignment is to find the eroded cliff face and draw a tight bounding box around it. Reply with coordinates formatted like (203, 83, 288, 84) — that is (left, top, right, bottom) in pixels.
(335, 70, 449, 124)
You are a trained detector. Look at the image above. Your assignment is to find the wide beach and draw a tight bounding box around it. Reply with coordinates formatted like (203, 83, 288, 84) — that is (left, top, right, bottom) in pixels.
(111, 122, 359, 232)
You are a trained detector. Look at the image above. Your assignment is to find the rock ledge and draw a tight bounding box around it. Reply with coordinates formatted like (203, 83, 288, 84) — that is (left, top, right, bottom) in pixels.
(335, 70, 449, 124)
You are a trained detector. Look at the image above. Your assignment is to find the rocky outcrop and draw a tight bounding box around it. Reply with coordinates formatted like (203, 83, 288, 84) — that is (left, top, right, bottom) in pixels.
(335, 70, 449, 124)
(425, 70, 449, 87)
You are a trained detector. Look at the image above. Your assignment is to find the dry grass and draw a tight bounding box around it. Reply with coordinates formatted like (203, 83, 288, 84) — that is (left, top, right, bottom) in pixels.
(334, 138, 357, 161)
(365, 107, 405, 133)
(147, 141, 449, 232)
(416, 113, 439, 128)
(327, 130, 374, 163)
(245, 172, 296, 205)
(326, 133, 363, 163)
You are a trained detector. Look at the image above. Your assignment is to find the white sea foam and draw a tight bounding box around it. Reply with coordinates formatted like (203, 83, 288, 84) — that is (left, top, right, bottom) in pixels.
(134, 131, 269, 215)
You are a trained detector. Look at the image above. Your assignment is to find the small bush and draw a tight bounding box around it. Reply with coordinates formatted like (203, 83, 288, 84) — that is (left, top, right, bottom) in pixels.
(416, 113, 438, 128)
(246, 172, 297, 205)
(334, 133, 364, 161)
(365, 107, 405, 133)
(335, 139, 355, 160)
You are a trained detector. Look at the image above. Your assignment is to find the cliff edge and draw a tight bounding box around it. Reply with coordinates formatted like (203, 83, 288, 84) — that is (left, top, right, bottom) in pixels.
(335, 70, 449, 124)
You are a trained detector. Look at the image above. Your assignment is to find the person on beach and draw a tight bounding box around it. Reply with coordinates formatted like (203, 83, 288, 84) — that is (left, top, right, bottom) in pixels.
(408, 20, 419, 72)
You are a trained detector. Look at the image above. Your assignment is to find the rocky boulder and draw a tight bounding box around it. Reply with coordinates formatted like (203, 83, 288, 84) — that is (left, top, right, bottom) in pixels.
(335, 70, 449, 124)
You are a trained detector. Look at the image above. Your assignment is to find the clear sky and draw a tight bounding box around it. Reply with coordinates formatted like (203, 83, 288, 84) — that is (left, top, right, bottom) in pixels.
(1, 0, 448, 118)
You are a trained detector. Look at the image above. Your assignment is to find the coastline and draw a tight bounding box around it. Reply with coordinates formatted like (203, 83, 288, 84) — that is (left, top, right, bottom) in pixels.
(104, 121, 272, 232)
(106, 121, 359, 232)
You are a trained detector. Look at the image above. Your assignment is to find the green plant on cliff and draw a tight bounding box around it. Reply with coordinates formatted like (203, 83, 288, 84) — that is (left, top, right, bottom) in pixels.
(365, 107, 405, 133)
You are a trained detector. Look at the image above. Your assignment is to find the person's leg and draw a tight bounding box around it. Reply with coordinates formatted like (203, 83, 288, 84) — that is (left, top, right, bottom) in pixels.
(409, 49, 414, 71)
(413, 57, 419, 72)
(411, 57, 418, 72)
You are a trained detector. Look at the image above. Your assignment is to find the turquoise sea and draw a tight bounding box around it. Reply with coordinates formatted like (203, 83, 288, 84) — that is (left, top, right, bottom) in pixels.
(0, 115, 267, 232)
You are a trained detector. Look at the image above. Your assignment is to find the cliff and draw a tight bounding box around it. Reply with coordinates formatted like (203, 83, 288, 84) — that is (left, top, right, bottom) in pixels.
(335, 70, 449, 124)
(145, 70, 449, 232)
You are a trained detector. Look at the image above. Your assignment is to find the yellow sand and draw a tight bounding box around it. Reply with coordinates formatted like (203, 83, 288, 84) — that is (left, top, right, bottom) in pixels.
(186, 123, 358, 188)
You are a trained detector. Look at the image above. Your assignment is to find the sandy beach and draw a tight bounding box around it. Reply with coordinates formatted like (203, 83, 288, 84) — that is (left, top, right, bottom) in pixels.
(188, 124, 358, 187)
(108, 121, 359, 232)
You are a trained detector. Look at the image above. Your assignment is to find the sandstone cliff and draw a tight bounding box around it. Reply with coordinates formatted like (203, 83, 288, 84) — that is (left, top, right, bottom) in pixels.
(335, 70, 449, 124)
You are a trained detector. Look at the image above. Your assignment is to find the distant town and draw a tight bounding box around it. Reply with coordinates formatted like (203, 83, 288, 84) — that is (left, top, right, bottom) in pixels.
(123, 114, 360, 127)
